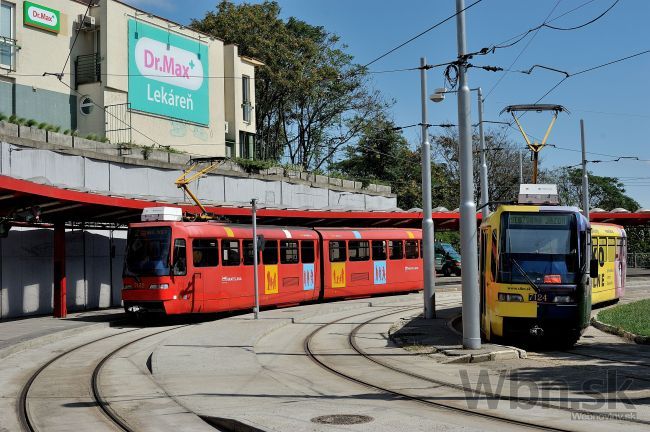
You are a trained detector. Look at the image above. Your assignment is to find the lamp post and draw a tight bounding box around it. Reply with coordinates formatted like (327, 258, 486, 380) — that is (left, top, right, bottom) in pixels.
(431, 87, 489, 219)
(251, 198, 259, 320)
(420, 57, 436, 319)
(455, 0, 481, 349)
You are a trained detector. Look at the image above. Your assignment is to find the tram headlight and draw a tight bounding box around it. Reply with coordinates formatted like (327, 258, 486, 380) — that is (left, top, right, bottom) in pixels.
(149, 283, 169, 290)
(498, 293, 524, 302)
(552, 295, 573, 303)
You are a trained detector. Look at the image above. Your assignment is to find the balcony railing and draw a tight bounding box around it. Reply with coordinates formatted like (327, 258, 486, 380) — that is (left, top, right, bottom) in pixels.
(0, 36, 17, 71)
(74, 53, 101, 88)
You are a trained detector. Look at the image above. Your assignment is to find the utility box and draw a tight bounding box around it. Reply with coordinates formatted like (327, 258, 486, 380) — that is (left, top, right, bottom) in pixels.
(141, 207, 183, 222)
(518, 184, 559, 205)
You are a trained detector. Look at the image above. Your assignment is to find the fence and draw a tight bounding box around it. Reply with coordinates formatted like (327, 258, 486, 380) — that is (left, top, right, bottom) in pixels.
(628, 253, 650, 269)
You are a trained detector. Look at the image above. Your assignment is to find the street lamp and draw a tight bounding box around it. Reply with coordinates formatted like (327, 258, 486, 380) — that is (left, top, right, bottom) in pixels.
(430, 87, 490, 220)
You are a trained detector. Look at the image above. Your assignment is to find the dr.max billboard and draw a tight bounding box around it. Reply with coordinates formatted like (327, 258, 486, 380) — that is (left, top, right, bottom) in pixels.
(128, 20, 209, 125)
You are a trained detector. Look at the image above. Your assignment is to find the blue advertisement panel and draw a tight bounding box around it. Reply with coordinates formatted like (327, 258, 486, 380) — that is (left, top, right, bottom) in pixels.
(128, 19, 209, 125)
(303, 263, 315, 291)
(374, 261, 387, 285)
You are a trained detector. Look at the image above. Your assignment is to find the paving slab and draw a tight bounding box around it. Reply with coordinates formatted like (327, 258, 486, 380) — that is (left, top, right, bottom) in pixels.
(0, 308, 125, 359)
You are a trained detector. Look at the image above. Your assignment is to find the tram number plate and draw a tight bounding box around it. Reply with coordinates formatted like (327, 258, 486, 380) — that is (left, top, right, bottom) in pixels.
(529, 293, 548, 302)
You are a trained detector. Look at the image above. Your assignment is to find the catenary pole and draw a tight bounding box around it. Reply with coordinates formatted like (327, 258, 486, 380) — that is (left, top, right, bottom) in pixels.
(251, 198, 260, 320)
(580, 120, 590, 221)
(519, 149, 523, 184)
(477, 87, 489, 220)
(420, 57, 436, 319)
(455, 0, 481, 349)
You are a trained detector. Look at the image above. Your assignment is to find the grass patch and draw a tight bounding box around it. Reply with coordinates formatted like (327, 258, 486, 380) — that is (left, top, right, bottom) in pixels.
(597, 299, 650, 337)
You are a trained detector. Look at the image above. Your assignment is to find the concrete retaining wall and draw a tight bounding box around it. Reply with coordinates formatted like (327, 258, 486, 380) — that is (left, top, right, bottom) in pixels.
(0, 227, 126, 319)
(0, 130, 396, 210)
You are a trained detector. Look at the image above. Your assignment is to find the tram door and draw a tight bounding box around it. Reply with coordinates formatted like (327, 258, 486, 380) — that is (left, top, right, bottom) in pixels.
(192, 273, 204, 312)
(479, 229, 488, 333)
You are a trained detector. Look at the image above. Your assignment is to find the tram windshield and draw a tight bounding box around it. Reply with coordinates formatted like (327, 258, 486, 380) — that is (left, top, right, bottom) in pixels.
(124, 227, 172, 276)
(498, 212, 578, 285)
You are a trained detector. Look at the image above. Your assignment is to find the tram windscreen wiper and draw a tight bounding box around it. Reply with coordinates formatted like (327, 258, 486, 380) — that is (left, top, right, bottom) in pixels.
(511, 258, 539, 293)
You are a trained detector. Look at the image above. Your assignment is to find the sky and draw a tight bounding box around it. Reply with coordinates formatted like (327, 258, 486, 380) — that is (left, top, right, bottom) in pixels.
(123, 0, 650, 208)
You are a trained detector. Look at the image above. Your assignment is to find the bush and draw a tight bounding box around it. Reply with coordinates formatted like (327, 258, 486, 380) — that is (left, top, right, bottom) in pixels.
(37, 122, 49, 130)
(47, 125, 61, 133)
(0, 113, 6, 122)
(233, 157, 277, 173)
(26, 119, 38, 127)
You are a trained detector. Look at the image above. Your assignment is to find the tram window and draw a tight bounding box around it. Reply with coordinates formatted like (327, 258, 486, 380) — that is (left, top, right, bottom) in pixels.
(405, 240, 419, 259)
(172, 239, 187, 276)
(192, 239, 219, 267)
(372, 240, 387, 261)
(222, 240, 240, 266)
(389, 240, 403, 260)
(263, 240, 279, 265)
(490, 230, 497, 279)
(349, 240, 370, 261)
(607, 238, 616, 262)
(329, 240, 347, 262)
(242, 240, 256, 265)
(598, 238, 607, 262)
(301, 240, 315, 264)
(281, 240, 299, 264)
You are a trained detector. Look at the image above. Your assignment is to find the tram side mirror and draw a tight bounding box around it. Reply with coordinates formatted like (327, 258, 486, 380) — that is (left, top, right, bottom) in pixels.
(589, 258, 599, 278)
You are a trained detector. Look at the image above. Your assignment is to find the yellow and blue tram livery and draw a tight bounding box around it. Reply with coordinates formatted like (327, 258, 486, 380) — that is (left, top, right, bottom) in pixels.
(590, 223, 626, 305)
(480, 203, 598, 346)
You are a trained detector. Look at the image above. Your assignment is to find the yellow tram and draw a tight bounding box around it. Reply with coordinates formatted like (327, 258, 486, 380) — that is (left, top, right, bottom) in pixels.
(479, 189, 598, 346)
(590, 223, 626, 305)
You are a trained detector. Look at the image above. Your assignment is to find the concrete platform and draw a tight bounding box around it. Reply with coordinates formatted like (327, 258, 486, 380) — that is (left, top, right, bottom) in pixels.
(0, 308, 125, 359)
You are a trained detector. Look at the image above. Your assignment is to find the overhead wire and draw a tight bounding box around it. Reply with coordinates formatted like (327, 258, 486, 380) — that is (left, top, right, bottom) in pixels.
(483, 0, 563, 100)
(362, 0, 484, 68)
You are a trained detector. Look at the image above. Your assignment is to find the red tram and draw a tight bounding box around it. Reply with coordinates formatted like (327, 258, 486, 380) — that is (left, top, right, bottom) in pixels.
(122, 211, 423, 315)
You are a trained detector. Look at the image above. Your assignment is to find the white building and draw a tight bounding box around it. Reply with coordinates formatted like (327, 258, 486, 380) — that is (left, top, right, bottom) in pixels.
(0, 0, 260, 158)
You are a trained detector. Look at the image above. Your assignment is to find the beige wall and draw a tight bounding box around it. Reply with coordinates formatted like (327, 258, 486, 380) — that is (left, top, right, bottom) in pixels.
(2, 0, 258, 158)
(1, 0, 92, 90)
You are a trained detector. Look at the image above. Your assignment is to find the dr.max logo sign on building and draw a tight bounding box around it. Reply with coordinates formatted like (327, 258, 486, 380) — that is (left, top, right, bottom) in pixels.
(24, 2, 60, 33)
(128, 20, 209, 125)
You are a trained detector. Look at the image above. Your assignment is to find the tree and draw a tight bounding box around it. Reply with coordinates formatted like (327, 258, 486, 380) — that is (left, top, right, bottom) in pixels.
(549, 167, 640, 211)
(331, 116, 423, 209)
(191, 1, 383, 170)
(431, 127, 533, 209)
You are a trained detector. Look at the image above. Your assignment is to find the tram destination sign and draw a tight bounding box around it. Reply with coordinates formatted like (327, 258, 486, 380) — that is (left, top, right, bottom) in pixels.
(128, 19, 210, 125)
(24, 2, 60, 33)
(509, 214, 571, 226)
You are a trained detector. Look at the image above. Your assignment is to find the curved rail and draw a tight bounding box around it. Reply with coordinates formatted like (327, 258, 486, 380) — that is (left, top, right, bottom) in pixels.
(18, 325, 188, 432)
(303, 306, 617, 432)
(348, 309, 650, 428)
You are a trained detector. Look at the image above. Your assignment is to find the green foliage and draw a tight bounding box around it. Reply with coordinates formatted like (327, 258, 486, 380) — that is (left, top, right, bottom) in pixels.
(0, 113, 6, 121)
(626, 226, 650, 253)
(8, 115, 26, 125)
(549, 167, 640, 211)
(233, 157, 276, 173)
(37, 122, 49, 130)
(63, 129, 71, 135)
(191, 1, 384, 170)
(597, 299, 650, 337)
(25, 119, 38, 127)
(435, 232, 461, 252)
(47, 125, 61, 133)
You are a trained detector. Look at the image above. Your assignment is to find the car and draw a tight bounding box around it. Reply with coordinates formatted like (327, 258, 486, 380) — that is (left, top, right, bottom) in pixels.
(435, 242, 461, 276)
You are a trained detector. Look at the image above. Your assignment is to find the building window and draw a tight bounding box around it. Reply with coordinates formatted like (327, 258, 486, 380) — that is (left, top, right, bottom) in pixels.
(0, 2, 16, 70)
(242, 75, 251, 123)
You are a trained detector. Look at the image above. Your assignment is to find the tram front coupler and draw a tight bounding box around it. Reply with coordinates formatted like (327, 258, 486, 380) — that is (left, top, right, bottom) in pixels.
(529, 325, 545, 338)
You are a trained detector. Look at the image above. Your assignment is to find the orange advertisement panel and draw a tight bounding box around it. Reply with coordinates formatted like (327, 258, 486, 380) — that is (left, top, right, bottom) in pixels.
(331, 262, 346, 288)
(265, 265, 279, 294)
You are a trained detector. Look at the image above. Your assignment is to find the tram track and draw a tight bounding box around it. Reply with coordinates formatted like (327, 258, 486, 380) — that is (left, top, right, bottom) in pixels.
(303, 306, 576, 432)
(17, 324, 190, 432)
(352, 310, 650, 427)
(304, 304, 650, 431)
